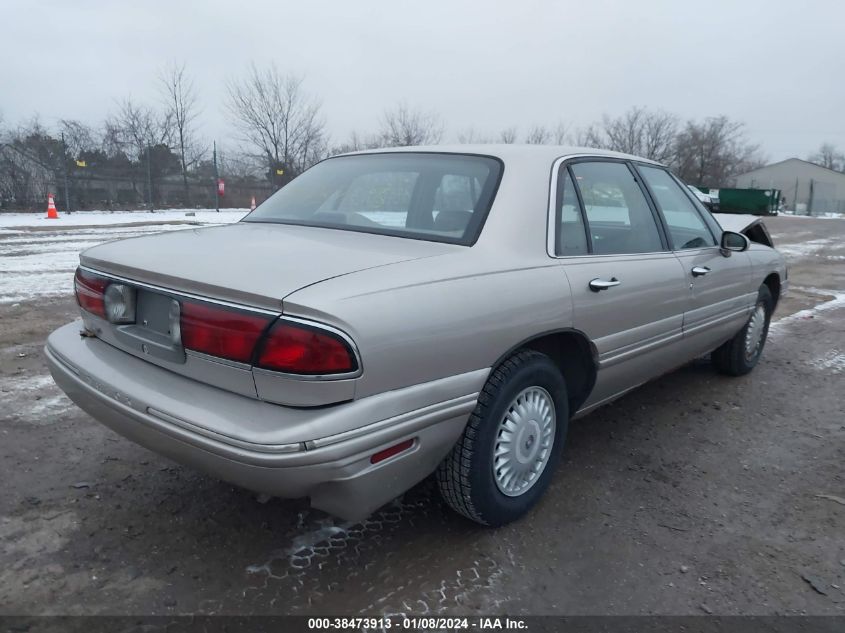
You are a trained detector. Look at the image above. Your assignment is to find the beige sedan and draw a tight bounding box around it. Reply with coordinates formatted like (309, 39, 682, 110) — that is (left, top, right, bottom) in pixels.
(47, 145, 786, 526)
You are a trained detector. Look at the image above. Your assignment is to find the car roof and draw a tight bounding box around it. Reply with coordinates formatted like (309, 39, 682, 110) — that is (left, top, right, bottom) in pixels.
(340, 143, 665, 167)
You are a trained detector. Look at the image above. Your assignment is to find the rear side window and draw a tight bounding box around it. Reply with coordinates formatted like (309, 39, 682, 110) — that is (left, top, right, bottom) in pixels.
(638, 165, 717, 249)
(569, 161, 664, 255)
(555, 169, 589, 256)
(244, 153, 502, 245)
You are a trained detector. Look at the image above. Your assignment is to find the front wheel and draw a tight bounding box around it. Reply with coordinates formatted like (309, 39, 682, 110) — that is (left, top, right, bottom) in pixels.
(712, 284, 774, 376)
(436, 350, 568, 526)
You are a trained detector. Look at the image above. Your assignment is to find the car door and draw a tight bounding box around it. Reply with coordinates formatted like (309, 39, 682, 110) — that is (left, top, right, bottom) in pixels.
(551, 159, 690, 409)
(634, 165, 754, 355)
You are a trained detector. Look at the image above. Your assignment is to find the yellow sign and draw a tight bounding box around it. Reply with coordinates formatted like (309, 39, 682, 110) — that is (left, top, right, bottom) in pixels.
(76, 160, 87, 167)
(275, 168, 285, 175)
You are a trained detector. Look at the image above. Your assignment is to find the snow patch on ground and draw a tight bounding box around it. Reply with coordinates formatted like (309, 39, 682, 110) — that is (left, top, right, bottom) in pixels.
(808, 350, 845, 374)
(770, 287, 845, 335)
(0, 372, 73, 424)
(0, 209, 248, 228)
(775, 238, 834, 259)
(780, 212, 845, 220)
(1, 240, 104, 257)
(0, 224, 199, 248)
(1, 272, 78, 304)
(1, 247, 101, 274)
(246, 517, 355, 576)
(0, 213, 243, 304)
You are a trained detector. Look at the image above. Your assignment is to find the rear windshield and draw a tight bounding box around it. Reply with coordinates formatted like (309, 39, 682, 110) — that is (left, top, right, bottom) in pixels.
(242, 153, 503, 245)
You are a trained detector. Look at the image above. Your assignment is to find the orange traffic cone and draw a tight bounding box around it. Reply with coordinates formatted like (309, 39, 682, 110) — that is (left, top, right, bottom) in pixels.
(250, 196, 257, 211)
(46, 193, 59, 219)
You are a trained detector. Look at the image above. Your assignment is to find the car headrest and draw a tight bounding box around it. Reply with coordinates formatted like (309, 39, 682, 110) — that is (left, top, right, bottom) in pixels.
(433, 210, 472, 232)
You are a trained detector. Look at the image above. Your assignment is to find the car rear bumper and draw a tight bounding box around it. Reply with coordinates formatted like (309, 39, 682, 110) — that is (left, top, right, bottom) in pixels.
(46, 321, 483, 520)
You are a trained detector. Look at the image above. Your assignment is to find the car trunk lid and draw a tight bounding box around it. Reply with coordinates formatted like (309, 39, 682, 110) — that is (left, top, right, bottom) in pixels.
(80, 222, 456, 309)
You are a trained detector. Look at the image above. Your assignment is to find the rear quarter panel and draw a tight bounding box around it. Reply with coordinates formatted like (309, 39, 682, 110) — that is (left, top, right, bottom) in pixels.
(282, 250, 574, 399)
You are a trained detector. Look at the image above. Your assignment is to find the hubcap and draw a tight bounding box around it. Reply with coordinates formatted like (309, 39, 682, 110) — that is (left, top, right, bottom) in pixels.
(493, 386, 556, 497)
(744, 304, 767, 361)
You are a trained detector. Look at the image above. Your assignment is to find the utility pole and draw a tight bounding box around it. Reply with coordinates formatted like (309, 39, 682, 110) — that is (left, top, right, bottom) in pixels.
(213, 140, 220, 213)
(61, 132, 72, 214)
(146, 145, 154, 212)
(808, 178, 814, 217)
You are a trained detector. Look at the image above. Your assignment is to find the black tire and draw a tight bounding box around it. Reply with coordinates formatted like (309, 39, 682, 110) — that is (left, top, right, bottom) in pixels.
(711, 284, 774, 376)
(436, 350, 568, 527)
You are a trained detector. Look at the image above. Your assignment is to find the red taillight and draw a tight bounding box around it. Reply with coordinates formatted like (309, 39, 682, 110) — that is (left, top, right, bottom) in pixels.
(74, 267, 108, 318)
(180, 300, 271, 363)
(257, 320, 357, 375)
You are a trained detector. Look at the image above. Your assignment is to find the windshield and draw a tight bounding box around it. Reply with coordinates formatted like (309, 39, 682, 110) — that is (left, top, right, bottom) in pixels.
(242, 152, 503, 245)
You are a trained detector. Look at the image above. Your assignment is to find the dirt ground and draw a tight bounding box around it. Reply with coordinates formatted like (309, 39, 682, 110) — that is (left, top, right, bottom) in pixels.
(1, 215, 843, 616)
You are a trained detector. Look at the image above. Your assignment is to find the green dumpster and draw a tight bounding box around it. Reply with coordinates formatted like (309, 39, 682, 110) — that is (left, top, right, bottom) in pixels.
(716, 188, 780, 215)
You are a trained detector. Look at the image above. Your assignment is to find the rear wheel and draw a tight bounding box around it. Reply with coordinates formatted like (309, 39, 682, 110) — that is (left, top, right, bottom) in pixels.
(436, 350, 568, 526)
(712, 284, 773, 376)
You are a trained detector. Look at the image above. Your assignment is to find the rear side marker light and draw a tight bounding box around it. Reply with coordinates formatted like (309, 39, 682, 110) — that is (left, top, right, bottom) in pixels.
(257, 320, 358, 375)
(370, 439, 414, 464)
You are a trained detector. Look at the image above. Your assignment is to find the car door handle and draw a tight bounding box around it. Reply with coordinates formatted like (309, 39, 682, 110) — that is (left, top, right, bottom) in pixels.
(589, 277, 621, 292)
(691, 266, 711, 277)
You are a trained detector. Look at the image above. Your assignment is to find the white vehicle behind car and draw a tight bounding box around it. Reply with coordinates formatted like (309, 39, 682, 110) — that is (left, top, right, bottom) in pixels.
(687, 184, 719, 211)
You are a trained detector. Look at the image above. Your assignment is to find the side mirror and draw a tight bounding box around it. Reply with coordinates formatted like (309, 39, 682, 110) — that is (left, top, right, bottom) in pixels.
(721, 230, 749, 253)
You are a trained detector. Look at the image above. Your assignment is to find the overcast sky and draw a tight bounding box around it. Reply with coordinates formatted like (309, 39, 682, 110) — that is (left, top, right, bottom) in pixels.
(2, 0, 843, 161)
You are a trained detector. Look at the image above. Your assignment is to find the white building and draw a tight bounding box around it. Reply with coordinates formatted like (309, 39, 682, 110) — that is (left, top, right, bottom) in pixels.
(734, 158, 845, 215)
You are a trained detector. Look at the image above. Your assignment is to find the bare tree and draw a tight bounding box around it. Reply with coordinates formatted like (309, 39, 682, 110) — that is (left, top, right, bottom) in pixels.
(498, 127, 518, 144)
(640, 111, 678, 163)
(572, 124, 602, 147)
(332, 130, 384, 154)
(226, 64, 327, 180)
(58, 119, 97, 158)
(0, 142, 46, 209)
(107, 98, 171, 160)
(214, 143, 264, 179)
(524, 125, 551, 144)
(589, 107, 677, 162)
(808, 142, 845, 172)
(103, 98, 174, 202)
(456, 127, 491, 144)
(160, 62, 203, 202)
(378, 103, 443, 146)
(552, 121, 569, 145)
(0, 117, 66, 209)
(672, 115, 763, 185)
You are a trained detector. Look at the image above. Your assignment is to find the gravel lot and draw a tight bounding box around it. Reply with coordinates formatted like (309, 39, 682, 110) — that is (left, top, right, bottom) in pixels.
(1, 214, 843, 616)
